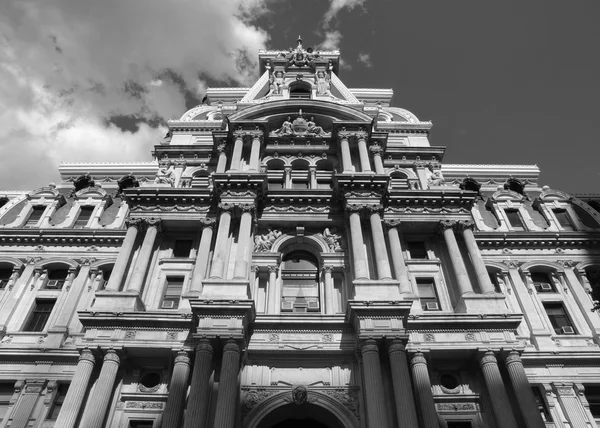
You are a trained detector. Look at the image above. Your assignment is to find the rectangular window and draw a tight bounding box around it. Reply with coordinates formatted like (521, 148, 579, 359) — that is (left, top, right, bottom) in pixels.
(543, 302, 576, 335)
(0, 382, 13, 422)
(531, 271, 555, 292)
(585, 385, 600, 420)
(416, 278, 439, 310)
(0, 269, 12, 289)
(291, 180, 309, 189)
(505, 209, 525, 230)
(24, 299, 55, 332)
(73, 206, 94, 228)
(268, 180, 284, 190)
(46, 269, 69, 290)
(447, 422, 472, 428)
(407, 241, 428, 259)
(47, 383, 69, 420)
(553, 209, 575, 231)
(129, 421, 154, 428)
(25, 206, 45, 227)
(172, 240, 193, 258)
(161, 276, 184, 309)
(532, 386, 552, 422)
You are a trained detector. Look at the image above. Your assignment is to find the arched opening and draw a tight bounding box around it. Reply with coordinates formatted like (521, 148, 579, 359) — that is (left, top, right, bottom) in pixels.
(460, 177, 481, 193)
(117, 175, 139, 193)
(289, 81, 312, 99)
(73, 174, 95, 192)
(504, 178, 525, 195)
(291, 159, 310, 189)
(267, 159, 286, 189)
(390, 171, 409, 189)
(281, 250, 320, 313)
(256, 402, 345, 428)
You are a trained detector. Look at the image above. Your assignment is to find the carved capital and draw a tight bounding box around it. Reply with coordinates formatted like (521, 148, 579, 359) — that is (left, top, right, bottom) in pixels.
(145, 218, 162, 232)
(369, 145, 384, 156)
(457, 220, 475, 231)
(103, 349, 121, 364)
(345, 203, 364, 214)
(387, 339, 406, 355)
(411, 352, 427, 367)
(505, 350, 522, 366)
(384, 219, 402, 228)
(365, 204, 383, 215)
(218, 203, 234, 213)
(361, 339, 380, 355)
(502, 260, 519, 269)
(223, 339, 241, 355)
(217, 143, 227, 154)
(480, 351, 498, 367)
(250, 265, 260, 273)
(248, 132, 263, 142)
(267, 265, 279, 273)
(233, 131, 247, 141)
(174, 350, 191, 366)
(200, 217, 217, 227)
(125, 218, 144, 230)
(196, 339, 213, 354)
(79, 349, 96, 364)
(240, 203, 255, 213)
(322, 265, 334, 274)
(437, 220, 456, 234)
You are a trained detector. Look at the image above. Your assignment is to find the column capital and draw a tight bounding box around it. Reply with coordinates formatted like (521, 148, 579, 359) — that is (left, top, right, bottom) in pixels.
(479, 351, 498, 367)
(233, 130, 247, 140)
(216, 142, 227, 153)
(384, 219, 402, 228)
(504, 350, 522, 365)
(218, 203, 234, 213)
(125, 218, 144, 229)
(248, 132, 263, 142)
(195, 339, 213, 354)
(267, 265, 279, 273)
(387, 339, 406, 355)
(411, 352, 427, 367)
(369, 144, 384, 156)
(200, 217, 217, 227)
(79, 348, 96, 364)
(365, 204, 384, 215)
(174, 350, 191, 366)
(239, 203, 255, 213)
(145, 218, 162, 232)
(321, 265, 334, 274)
(103, 349, 120, 364)
(360, 339, 380, 355)
(437, 219, 457, 233)
(250, 265, 260, 273)
(222, 339, 241, 355)
(457, 219, 476, 231)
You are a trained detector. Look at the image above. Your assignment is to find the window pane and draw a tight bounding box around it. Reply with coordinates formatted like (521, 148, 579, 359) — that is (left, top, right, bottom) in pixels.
(585, 386, 600, 419)
(162, 277, 184, 309)
(543, 303, 575, 334)
(25, 206, 45, 227)
(505, 210, 525, 230)
(24, 300, 55, 332)
(554, 209, 574, 230)
(0, 269, 12, 289)
(173, 240, 193, 258)
(74, 206, 94, 228)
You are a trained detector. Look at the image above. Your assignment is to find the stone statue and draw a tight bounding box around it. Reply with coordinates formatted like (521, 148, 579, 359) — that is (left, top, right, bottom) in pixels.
(154, 167, 175, 187)
(273, 70, 285, 94)
(427, 166, 445, 187)
(315, 71, 330, 96)
(307, 117, 326, 136)
(273, 117, 293, 135)
(321, 227, 342, 251)
(254, 229, 282, 252)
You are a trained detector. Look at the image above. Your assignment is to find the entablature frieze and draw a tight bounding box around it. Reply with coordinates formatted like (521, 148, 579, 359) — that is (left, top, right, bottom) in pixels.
(0, 229, 126, 246)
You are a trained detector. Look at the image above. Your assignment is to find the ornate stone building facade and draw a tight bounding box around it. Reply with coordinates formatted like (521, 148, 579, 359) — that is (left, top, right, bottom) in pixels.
(0, 38, 599, 428)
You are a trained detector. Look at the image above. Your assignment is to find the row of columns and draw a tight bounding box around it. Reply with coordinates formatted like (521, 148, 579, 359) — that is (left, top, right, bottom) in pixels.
(228, 131, 263, 173)
(359, 341, 545, 428)
(346, 210, 495, 295)
(209, 203, 255, 280)
(339, 131, 385, 174)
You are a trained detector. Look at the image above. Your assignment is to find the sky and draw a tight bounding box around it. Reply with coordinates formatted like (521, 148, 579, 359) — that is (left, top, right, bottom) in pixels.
(0, 0, 598, 193)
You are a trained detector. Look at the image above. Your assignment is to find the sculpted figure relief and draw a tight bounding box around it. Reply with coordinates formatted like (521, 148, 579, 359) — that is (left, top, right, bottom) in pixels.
(315, 71, 331, 96)
(272, 116, 293, 136)
(427, 165, 445, 187)
(269, 111, 331, 138)
(321, 227, 342, 251)
(254, 229, 282, 252)
(154, 167, 175, 187)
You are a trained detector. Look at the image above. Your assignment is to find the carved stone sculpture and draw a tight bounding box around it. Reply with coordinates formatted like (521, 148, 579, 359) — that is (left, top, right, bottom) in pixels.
(154, 167, 175, 187)
(320, 228, 342, 251)
(254, 229, 282, 252)
(315, 71, 331, 95)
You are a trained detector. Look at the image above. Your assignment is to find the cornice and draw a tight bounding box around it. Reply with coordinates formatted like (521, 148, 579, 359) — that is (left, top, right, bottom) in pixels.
(406, 313, 523, 331)
(0, 229, 125, 245)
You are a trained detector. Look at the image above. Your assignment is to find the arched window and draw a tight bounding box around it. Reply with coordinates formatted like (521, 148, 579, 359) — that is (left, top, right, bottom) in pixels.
(288, 81, 311, 99)
(390, 171, 409, 190)
(460, 178, 481, 193)
(281, 250, 320, 313)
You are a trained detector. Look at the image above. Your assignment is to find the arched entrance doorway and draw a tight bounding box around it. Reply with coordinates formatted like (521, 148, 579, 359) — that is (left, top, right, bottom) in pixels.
(255, 402, 346, 428)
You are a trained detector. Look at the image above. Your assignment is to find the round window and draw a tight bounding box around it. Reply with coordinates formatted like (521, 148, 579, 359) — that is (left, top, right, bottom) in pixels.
(440, 374, 459, 390)
(140, 372, 161, 389)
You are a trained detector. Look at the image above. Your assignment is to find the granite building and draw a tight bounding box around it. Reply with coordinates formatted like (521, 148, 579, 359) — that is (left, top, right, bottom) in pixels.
(0, 38, 599, 428)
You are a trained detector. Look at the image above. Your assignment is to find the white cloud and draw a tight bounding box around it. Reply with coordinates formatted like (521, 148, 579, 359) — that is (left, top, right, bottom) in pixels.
(323, 0, 368, 28)
(357, 52, 373, 67)
(0, 0, 270, 190)
(319, 30, 343, 50)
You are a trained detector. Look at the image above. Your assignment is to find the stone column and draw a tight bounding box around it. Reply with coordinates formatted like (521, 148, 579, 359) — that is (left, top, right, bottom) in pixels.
(459, 220, 495, 294)
(309, 166, 317, 189)
(370, 145, 385, 174)
(233, 204, 254, 279)
(385, 220, 412, 293)
(248, 133, 262, 171)
(439, 220, 473, 295)
(127, 219, 160, 294)
(79, 350, 120, 428)
(339, 134, 353, 173)
(323, 266, 334, 314)
(360, 340, 389, 428)
(209, 205, 232, 279)
(480, 351, 518, 428)
(267, 265, 279, 314)
(388, 341, 419, 428)
(162, 351, 191, 428)
(54, 349, 96, 428)
(10, 381, 46, 428)
(189, 218, 216, 294)
(216, 142, 228, 173)
(505, 351, 546, 428)
(348, 206, 368, 280)
(411, 352, 438, 428)
(213, 340, 241, 428)
(368, 207, 392, 280)
(357, 132, 372, 173)
(229, 132, 244, 171)
(183, 341, 213, 428)
(105, 218, 142, 291)
(284, 167, 292, 189)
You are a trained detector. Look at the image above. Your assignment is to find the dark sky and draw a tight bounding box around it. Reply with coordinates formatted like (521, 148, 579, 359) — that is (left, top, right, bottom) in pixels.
(254, 0, 600, 194)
